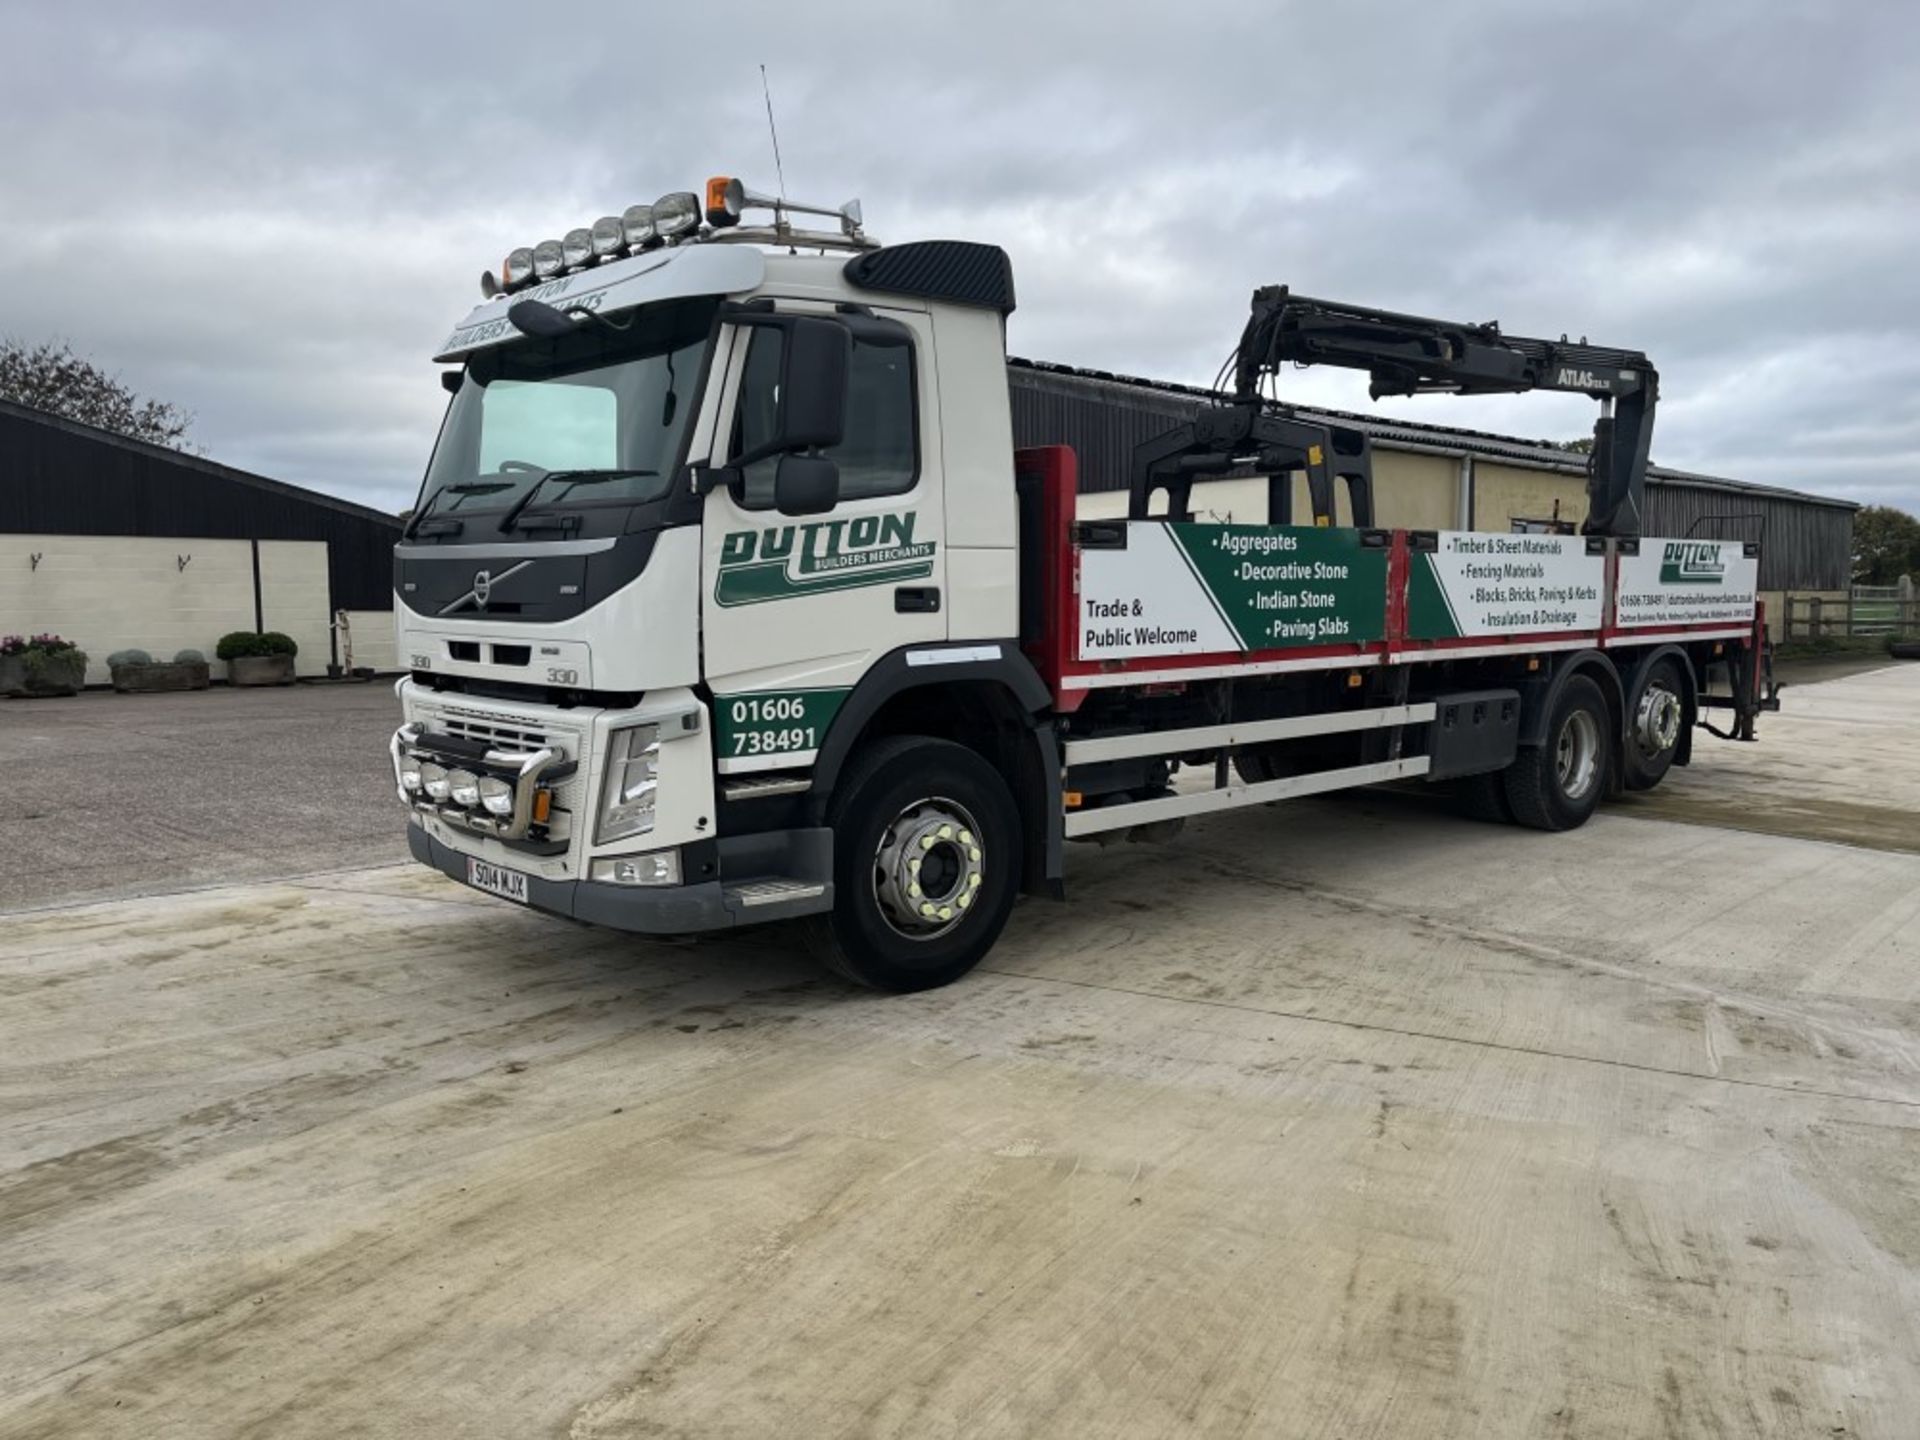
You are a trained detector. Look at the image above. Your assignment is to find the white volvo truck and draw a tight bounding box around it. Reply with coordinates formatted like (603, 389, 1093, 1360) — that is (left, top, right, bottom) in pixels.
(392, 178, 1777, 990)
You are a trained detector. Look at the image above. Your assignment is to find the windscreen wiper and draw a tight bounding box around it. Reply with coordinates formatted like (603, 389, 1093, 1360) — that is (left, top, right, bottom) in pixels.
(496, 469, 659, 534)
(402, 480, 512, 540)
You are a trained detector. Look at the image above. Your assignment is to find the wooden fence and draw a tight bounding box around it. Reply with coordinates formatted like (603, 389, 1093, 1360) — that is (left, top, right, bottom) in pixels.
(1784, 584, 1918, 640)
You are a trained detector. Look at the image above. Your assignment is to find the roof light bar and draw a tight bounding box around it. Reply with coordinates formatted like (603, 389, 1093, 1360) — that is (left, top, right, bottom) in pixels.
(480, 177, 871, 296)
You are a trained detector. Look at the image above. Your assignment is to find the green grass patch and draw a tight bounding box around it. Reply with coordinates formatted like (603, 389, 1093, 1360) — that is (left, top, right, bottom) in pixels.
(1775, 634, 1897, 661)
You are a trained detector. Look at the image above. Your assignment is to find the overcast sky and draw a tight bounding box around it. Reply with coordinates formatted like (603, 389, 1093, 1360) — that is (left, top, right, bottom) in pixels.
(5, 1, 1917, 516)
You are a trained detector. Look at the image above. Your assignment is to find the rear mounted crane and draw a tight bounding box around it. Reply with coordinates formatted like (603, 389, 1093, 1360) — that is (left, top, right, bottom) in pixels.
(1133, 286, 1657, 539)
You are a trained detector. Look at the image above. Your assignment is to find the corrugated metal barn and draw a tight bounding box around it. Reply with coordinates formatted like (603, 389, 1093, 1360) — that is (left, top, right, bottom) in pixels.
(1, 399, 402, 679)
(1008, 360, 1856, 603)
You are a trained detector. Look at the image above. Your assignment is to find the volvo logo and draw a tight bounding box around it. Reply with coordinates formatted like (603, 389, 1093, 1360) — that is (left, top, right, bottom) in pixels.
(440, 559, 532, 615)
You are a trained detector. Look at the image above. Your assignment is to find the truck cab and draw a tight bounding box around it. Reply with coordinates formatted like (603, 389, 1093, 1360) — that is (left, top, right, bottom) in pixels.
(394, 184, 1051, 988)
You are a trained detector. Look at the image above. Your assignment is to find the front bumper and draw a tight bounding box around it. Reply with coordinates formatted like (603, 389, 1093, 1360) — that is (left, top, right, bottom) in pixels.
(408, 822, 835, 934)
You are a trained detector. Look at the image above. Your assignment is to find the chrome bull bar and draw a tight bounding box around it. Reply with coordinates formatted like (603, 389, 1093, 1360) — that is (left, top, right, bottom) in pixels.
(390, 722, 570, 841)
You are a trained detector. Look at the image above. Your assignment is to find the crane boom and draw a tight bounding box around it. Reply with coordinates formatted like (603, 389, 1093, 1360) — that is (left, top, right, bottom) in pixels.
(1234, 286, 1659, 537)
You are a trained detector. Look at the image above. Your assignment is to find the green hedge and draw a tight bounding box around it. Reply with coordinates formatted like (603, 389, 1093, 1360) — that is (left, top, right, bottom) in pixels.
(216, 631, 299, 661)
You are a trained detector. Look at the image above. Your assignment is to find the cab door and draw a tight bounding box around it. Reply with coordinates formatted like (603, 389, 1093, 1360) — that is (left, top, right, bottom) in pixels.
(700, 302, 946, 774)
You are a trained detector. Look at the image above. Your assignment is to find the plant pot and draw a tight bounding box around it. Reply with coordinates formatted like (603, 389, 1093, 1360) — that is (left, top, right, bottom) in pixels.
(227, 654, 296, 687)
(112, 661, 212, 693)
(2, 651, 88, 698)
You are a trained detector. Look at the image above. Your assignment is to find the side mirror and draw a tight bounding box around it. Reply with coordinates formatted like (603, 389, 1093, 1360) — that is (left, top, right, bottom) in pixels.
(773, 454, 840, 517)
(440, 370, 463, 395)
(773, 316, 850, 452)
(732, 314, 852, 468)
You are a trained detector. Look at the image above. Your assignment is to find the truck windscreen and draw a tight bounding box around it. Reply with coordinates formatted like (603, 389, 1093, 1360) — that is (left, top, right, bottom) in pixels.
(415, 296, 717, 530)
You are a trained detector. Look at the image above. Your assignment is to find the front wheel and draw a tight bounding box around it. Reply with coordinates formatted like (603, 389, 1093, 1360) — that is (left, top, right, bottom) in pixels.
(1503, 675, 1611, 831)
(804, 736, 1023, 991)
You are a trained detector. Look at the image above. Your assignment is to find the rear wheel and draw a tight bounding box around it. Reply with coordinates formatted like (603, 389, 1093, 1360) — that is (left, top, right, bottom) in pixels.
(1623, 658, 1686, 791)
(1504, 675, 1610, 831)
(1454, 770, 1513, 824)
(804, 736, 1022, 992)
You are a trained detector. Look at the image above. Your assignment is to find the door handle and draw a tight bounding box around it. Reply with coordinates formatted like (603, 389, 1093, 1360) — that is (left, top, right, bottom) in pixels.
(895, 586, 941, 614)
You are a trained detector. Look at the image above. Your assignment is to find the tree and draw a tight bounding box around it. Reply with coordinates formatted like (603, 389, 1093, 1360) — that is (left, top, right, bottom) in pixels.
(1547, 436, 1594, 454)
(1851, 505, 1920, 585)
(0, 338, 194, 449)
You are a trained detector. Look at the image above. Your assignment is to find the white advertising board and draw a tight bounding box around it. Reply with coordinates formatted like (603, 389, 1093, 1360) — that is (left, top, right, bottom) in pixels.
(1615, 539, 1759, 629)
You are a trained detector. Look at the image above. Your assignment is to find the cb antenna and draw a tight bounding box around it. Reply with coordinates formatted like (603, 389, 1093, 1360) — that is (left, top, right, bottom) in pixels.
(759, 64, 788, 201)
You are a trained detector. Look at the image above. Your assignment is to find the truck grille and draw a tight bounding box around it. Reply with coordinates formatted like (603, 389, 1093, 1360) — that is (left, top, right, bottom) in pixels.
(440, 710, 553, 751)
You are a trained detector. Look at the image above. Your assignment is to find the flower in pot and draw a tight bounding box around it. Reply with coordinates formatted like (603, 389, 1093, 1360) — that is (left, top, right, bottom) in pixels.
(1, 633, 90, 698)
(109, 647, 213, 694)
(216, 631, 299, 686)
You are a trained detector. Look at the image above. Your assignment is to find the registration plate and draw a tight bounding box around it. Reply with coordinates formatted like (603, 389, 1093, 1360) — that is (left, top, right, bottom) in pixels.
(467, 857, 529, 904)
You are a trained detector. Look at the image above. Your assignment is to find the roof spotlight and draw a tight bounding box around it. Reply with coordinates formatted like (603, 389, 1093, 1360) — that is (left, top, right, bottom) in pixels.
(532, 239, 565, 279)
(503, 246, 536, 289)
(561, 228, 593, 269)
(653, 191, 700, 240)
(589, 216, 624, 258)
(621, 203, 656, 248)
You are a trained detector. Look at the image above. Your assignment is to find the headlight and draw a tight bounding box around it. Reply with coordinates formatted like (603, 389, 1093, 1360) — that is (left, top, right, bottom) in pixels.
(420, 761, 450, 801)
(478, 776, 514, 816)
(561, 228, 593, 269)
(446, 769, 481, 808)
(597, 724, 661, 843)
(399, 756, 424, 792)
(590, 850, 680, 886)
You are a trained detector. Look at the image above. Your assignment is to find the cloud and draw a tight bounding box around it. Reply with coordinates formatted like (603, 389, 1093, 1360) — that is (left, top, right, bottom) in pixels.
(4, 0, 1916, 514)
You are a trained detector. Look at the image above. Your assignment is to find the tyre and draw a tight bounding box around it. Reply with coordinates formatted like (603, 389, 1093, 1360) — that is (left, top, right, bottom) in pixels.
(1233, 745, 1284, 785)
(1503, 675, 1610, 831)
(804, 736, 1022, 992)
(1454, 770, 1513, 824)
(1623, 658, 1686, 791)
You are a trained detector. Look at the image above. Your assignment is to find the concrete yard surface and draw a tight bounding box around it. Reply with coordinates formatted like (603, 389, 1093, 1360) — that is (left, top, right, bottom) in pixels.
(0, 683, 405, 912)
(2, 666, 1918, 1438)
(1620, 660, 1920, 853)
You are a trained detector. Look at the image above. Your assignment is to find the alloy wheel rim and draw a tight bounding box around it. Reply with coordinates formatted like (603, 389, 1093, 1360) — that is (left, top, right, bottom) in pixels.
(1556, 709, 1601, 800)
